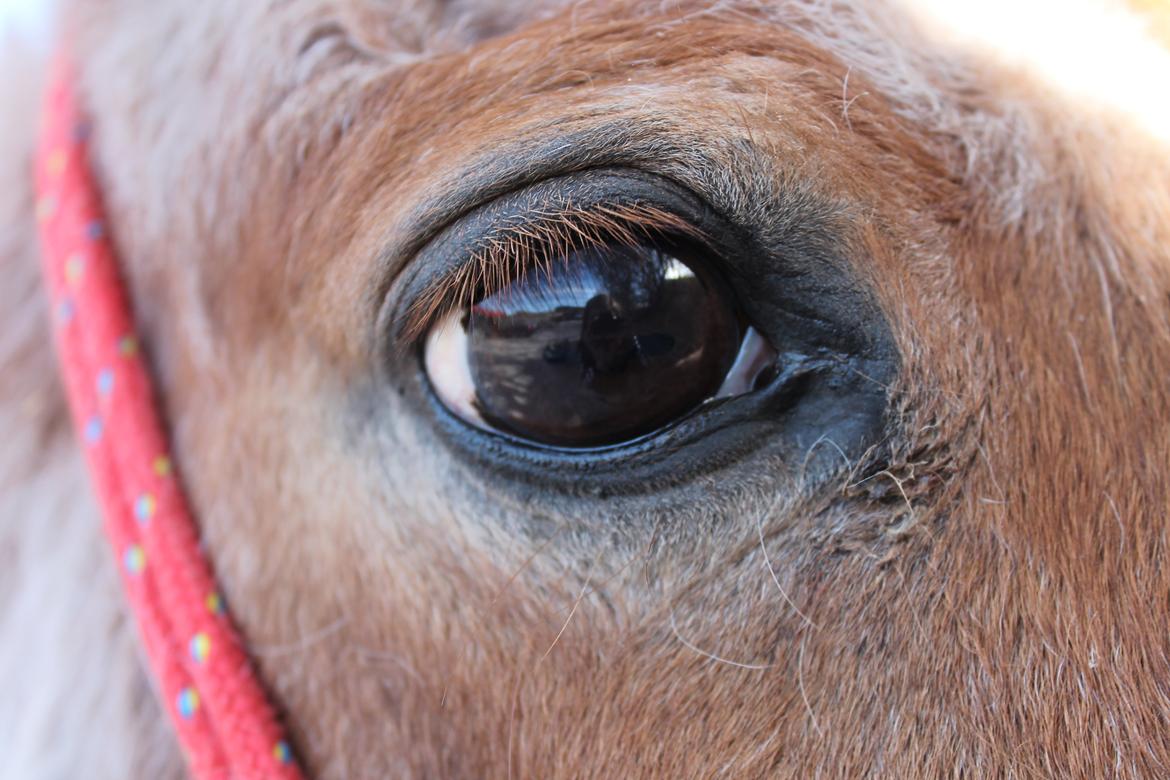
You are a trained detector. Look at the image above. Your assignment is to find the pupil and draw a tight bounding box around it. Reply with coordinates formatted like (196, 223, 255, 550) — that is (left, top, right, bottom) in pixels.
(465, 244, 740, 447)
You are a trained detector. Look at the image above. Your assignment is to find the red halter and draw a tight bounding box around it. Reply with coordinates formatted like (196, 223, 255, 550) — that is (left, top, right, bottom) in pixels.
(34, 56, 303, 780)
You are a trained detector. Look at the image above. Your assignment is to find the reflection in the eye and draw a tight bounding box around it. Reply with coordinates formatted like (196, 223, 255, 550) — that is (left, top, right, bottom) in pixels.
(424, 243, 773, 447)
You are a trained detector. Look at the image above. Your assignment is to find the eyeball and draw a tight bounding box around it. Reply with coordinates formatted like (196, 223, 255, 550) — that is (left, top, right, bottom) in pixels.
(424, 240, 777, 448)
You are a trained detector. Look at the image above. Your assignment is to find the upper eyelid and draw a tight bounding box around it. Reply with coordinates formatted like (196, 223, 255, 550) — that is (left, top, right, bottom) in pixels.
(370, 119, 755, 299)
(374, 167, 716, 365)
(367, 123, 785, 353)
(400, 199, 709, 342)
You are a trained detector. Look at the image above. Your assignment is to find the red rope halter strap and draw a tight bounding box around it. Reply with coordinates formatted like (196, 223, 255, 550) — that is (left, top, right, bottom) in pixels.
(34, 56, 304, 780)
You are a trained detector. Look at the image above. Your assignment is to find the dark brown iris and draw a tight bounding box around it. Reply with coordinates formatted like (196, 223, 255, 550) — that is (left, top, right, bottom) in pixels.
(465, 243, 741, 447)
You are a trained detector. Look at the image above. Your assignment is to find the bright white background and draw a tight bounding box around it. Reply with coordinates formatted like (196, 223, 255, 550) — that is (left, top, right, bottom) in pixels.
(0, 0, 50, 41)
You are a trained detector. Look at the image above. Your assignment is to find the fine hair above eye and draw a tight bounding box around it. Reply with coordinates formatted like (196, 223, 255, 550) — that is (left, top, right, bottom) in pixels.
(402, 201, 703, 342)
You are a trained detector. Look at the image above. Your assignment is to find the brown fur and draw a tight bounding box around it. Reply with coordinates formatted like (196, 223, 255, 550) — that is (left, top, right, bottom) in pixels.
(4, 0, 1170, 777)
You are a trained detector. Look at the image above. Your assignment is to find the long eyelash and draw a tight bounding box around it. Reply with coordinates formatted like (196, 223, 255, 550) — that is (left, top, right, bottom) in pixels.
(403, 203, 703, 341)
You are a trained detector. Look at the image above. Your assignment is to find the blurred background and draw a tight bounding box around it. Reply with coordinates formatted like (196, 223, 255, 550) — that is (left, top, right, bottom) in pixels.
(1, 1, 42, 22)
(1, 0, 1167, 46)
(0, 0, 49, 41)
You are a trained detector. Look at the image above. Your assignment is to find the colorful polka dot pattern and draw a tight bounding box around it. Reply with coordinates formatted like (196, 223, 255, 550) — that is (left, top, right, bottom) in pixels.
(190, 632, 212, 664)
(274, 741, 293, 765)
(35, 56, 302, 780)
(134, 492, 156, 523)
(124, 544, 146, 575)
(178, 687, 201, 719)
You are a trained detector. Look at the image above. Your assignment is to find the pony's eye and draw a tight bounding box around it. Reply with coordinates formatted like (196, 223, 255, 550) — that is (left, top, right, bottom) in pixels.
(423, 240, 776, 448)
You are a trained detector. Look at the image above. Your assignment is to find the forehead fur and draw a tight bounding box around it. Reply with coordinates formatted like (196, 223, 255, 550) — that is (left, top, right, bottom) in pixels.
(64, 0, 1009, 231)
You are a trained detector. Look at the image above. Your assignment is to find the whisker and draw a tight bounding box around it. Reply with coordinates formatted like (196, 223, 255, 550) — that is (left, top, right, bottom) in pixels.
(250, 615, 349, 658)
(488, 522, 570, 607)
(797, 629, 824, 737)
(668, 610, 773, 671)
(754, 499, 818, 629)
(541, 552, 600, 660)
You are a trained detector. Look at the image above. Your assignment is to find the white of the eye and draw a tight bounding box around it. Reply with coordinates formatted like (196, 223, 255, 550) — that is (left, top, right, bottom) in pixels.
(713, 327, 777, 399)
(423, 311, 489, 429)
